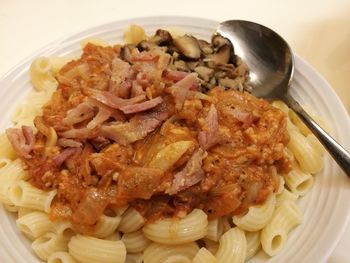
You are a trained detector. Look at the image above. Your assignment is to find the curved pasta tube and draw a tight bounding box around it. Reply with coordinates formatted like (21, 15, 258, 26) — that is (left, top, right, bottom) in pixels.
(276, 188, 298, 207)
(0, 133, 17, 159)
(121, 230, 151, 253)
(276, 175, 285, 195)
(125, 253, 143, 263)
(143, 209, 208, 245)
(30, 57, 58, 91)
(93, 214, 121, 238)
(193, 247, 217, 263)
(105, 231, 122, 241)
(284, 165, 314, 196)
(204, 239, 219, 255)
(17, 207, 34, 218)
(8, 180, 56, 213)
(124, 24, 148, 45)
(54, 221, 76, 240)
(287, 128, 323, 174)
(68, 235, 126, 263)
(261, 201, 303, 256)
(143, 242, 199, 263)
(118, 207, 145, 233)
(32, 232, 68, 260)
(215, 227, 246, 263)
(48, 251, 78, 263)
(3, 203, 18, 213)
(306, 134, 325, 154)
(232, 194, 276, 231)
(16, 211, 55, 240)
(205, 218, 224, 242)
(245, 231, 261, 260)
(0, 159, 29, 205)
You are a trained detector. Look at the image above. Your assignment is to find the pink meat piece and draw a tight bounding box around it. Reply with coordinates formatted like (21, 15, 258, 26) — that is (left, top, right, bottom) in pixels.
(119, 96, 163, 114)
(6, 126, 35, 159)
(198, 104, 219, 150)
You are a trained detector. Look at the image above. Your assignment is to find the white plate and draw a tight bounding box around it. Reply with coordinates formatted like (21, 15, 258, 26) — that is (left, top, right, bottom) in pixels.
(0, 16, 349, 263)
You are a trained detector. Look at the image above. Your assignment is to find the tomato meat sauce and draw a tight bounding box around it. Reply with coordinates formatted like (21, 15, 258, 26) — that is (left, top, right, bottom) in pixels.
(7, 43, 291, 234)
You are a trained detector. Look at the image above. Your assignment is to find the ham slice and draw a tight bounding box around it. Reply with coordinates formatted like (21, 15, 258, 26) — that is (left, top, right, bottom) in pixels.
(83, 88, 145, 109)
(163, 69, 188, 82)
(6, 126, 35, 159)
(198, 104, 219, 149)
(167, 149, 207, 195)
(62, 101, 95, 126)
(120, 96, 163, 114)
(109, 58, 133, 98)
(58, 138, 83, 148)
(52, 147, 81, 167)
(101, 110, 168, 145)
(166, 73, 198, 110)
(60, 127, 99, 139)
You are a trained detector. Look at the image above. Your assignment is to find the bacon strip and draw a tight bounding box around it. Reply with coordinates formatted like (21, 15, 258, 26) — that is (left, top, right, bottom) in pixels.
(166, 73, 198, 110)
(198, 104, 219, 149)
(58, 138, 83, 148)
(119, 96, 163, 114)
(167, 149, 207, 195)
(6, 126, 35, 159)
(83, 88, 145, 109)
(52, 148, 81, 167)
(62, 101, 95, 126)
(101, 110, 168, 145)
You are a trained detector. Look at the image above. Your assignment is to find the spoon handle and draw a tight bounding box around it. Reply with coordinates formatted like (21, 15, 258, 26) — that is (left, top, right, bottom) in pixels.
(283, 93, 350, 177)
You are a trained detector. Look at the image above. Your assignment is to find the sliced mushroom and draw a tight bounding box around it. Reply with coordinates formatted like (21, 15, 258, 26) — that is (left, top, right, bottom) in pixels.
(215, 64, 236, 78)
(211, 34, 231, 49)
(120, 44, 137, 63)
(150, 29, 173, 46)
(137, 40, 158, 51)
(186, 61, 200, 71)
(195, 66, 214, 82)
(198, 40, 213, 55)
(173, 35, 201, 60)
(174, 60, 190, 72)
(206, 45, 232, 66)
(218, 78, 241, 90)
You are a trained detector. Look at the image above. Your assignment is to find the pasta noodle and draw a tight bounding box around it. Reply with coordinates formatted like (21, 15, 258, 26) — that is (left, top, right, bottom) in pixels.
(32, 232, 68, 261)
(16, 211, 55, 240)
(121, 230, 151, 253)
(205, 218, 224, 242)
(0, 133, 17, 159)
(261, 201, 303, 256)
(125, 253, 143, 263)
(276, 188, 298, 207)
(204, 239, 219, 255)
(143, 242, 199, 263)
(124, 24, 148, 45)
(8, 180, 56, 213)
(68, 235, 126, 263)
(245, 231, 261, 260)
(284, 164, 314, 196)
(143, 209, 208, 245)
(215, 227, 246, 263)
(48, 251, 79, 263)
(232, 194, 276, 232)
(29, 57, 58, 91)
(93, 214, 121, 238)
(192, 247, 217, 263)
(118, 207, 146, 233)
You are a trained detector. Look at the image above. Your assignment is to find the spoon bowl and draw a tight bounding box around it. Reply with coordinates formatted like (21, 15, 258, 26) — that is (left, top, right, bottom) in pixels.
(216, 20, 350, 177)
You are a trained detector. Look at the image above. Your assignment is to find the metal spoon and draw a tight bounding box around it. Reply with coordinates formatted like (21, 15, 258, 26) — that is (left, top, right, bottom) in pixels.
(216, 20, 350, 176)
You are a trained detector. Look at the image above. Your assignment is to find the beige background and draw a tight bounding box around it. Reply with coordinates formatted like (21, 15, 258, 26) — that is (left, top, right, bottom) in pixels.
(0, 0, 349, 262)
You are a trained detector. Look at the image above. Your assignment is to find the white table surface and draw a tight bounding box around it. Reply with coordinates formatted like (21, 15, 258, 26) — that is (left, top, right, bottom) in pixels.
(0, 0, 349, 262)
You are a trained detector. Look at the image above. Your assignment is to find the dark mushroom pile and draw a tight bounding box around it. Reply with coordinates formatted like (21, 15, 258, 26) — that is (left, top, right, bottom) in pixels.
(121, 29, 251, 93)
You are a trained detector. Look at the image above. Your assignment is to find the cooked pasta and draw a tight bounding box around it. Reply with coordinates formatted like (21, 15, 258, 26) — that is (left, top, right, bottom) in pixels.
(143, 209, 208, 245)
(232, 194, 276, 232)
(284, 164, 314, 196)
(16, 211, 55, 240)
(205, 218, 224, 242)
(124, 24, 148, 45)
(121, 230, 151, 253)
(215, 227, 247, 263)
(8, 180, 56, 212)
(143, 242, 199, 263)
(118, 207, 146, 233)
(29, 57, 58, 91)
(93, 214, 121, 238)
(68, 235, 126, 263)
(245, 231, 261, 260)
(193, 247, 217, 263)
(32, 232, 68, 261)
(261, 201, 303, 256)
(48, 251, 79, 263)
(0, 133, 17, 159)
(276, 188, 298, 207)
(125, 253, 143, 263)
(204, 239, 220, 255)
